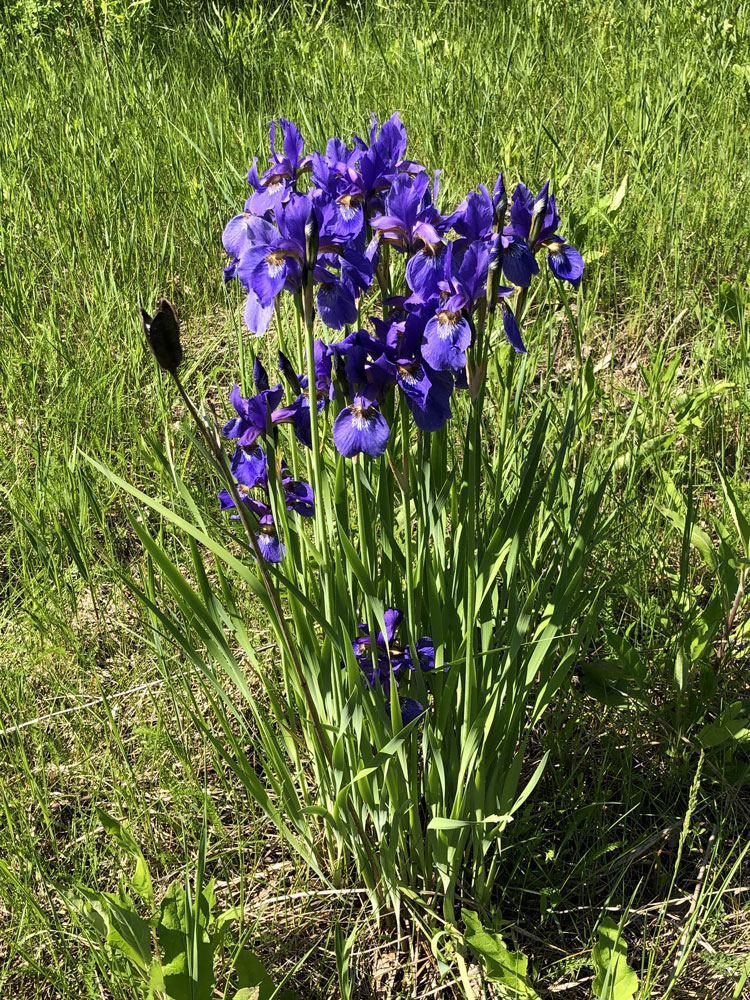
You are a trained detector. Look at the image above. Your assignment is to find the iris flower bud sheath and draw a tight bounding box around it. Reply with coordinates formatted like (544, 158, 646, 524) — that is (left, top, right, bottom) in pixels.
(304, 203, 320, 272)
(528, 180, 550, 249)
(492, 172, 507, 233)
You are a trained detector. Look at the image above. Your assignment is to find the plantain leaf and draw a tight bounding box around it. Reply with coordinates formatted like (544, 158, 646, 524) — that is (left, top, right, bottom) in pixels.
(592, 917, 638, 1000)
(463, 911, 540, 998)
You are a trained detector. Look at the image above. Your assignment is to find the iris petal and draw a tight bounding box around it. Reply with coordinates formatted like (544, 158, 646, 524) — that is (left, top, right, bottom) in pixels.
(243, 289, 275, 336)
(231, 446, 267, 488)
(502, 304, 527, 354)
(256, 518, 285, 562)
(400, 698, 426, 725)
(501, 237, 539, 287)
(333, 404, 390, 458)
(421, 312, 472, 371)
(405, 243, 447, 304)
(316, 279, 358, 329)
(222, 214, 250, 259)
(546, 239, 584, 287)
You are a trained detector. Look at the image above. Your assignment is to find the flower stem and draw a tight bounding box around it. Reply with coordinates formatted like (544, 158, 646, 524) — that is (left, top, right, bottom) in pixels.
(303, 276, 333, 618)
(170, 372, 386, 901)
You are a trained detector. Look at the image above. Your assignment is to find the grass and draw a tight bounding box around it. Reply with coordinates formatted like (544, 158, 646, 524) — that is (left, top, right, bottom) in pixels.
(1, 0, 749, 996)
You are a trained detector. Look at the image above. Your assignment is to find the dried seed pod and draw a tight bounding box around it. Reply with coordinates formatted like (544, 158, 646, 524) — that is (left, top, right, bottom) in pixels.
(141, 299, 183, 374)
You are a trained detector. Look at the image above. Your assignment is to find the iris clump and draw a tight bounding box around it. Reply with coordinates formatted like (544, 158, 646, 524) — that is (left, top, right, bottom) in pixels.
(215, 114, 585, 747)
(222, 113, 583, 473)
(136, 109, 597, 936)
(217, 111, 585, 731)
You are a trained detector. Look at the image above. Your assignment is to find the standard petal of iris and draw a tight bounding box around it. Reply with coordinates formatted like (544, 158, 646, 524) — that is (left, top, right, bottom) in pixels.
(379, 608, 403, 645)
(333, 404, 390, 458)
(508, 183, 534, 238)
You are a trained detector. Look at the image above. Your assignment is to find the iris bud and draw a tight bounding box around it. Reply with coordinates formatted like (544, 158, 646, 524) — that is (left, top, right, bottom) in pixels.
(492, 175, 507, 233)
(141, 299, 183, 374)
(278, 349, 302, 395)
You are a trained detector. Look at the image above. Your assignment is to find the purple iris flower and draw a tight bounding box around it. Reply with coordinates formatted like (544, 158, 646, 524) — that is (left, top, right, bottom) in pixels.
(332, 385, 391, 459)
(254, 515, 286, 562)
(246, 118, 312, 215)
(218, 488, 286, 563)
(418, 242, 486, 371)
(507, 182, 584, 288)
(444, 176, 538, 288)
(222, 211, 281, 337)
(367, 313, 454, 432)
(222, 381, 315, 450)
(222, 383, 284, 449)
(224, 191, 372, 334)
(278, 339, 334, 409)
(351, 112, 424, 215)
(270, 393, 313, 449)
(347, 607, 432, 724)
(311, 145, 369, 239)
(370, 171, 444, 255)
(418, 242, 525, 368)
(353, 113, 410, 169)
(219, 446, 314, 519)
(218, 443, 314, 563)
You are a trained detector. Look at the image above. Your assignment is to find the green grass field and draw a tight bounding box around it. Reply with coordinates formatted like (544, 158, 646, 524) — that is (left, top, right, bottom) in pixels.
(1, 1, 750, 996)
